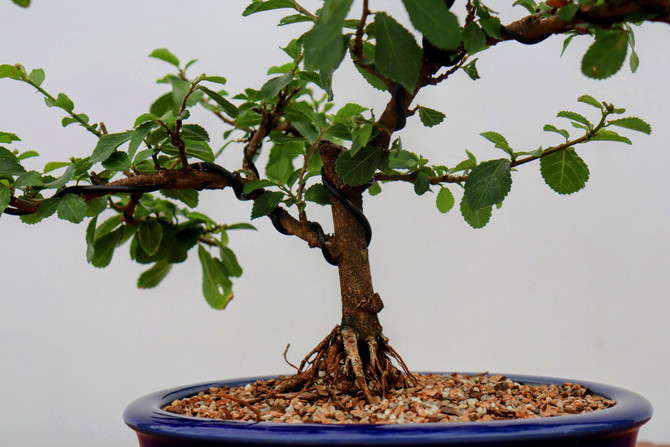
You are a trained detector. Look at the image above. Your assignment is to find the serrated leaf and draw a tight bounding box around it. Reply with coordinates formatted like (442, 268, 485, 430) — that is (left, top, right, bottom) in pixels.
(0, 131, 20, 144)
(161, 189, 199, 208)
(137, 261, 172, 289)
(305, 183, 331, 205)
(128, 121, 154, 161)
(243, 0, 296, 16)
(149, 48, 180, 67)
(133, 113, 158, 127)
(543, 124, 570, 140)
(198, 245, 233, 310)
(591, 130, 632, 144)
(89, 226, 123, 267)
(250, 191, 284, 219)
(198, 86, 239, 118)
(90, 131, 133, 164)
(17, 150, 38, 161)
(42, 164, 74, 190)
(181, 124, 210, 142)
(418, 107, 446, 127)
(102, 151, 131, 172)
(464, 159, 512, 210)
(480, 131, 513, 154)
(578, 94, 603, 110)
(540, 148, 590, 195)
(462, 59, 480, 80)
(513, 0, 537, 14)
(557, 111, 591, 128)
(374, 13, 422, 92)
(336, 103, 368, 120)
(581, 32, 628, 79)
(219, 245, 243, 278)
(138, 219, 164, 255)
(243, 180, 276, 195)
(436, 187, 455, 214)
(0, 64, 24, 80)
(402, 0, 461, 50)
(227, 223, 257, 231)
(335, 146, 382, 186)
(608, 117, 651, 135)
(303, 0, 353, 74)
(460, 197, 492, 229)
(261, 72, 293, 98)
(14, 170, 43, 188)
(56, 193, 87, 223)
(413, 172, 431, 196)
(462, 23, 487, 54)
(368, 181, 382, 196)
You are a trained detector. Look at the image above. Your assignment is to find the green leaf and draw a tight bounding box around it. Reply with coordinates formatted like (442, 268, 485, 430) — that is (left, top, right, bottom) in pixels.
(149, 48, 180, 67)
(305, 183, 331, 205)
(89, 226, 123, 268)
(56, 193, 87, 224)
(138, 219, 164, 256)
(336, 146, 382, 186)
(0, 183, 10, 212)
(0, 64, 24, 80)
(401, 0, 461, 50)
(12, 0, 31, 8)
(43, 161, 70, 173)
(0, 157, 26, 177)
(101, 151, 131, 172)
(44, 93, 74, 112)
(463, 159, 512, 210)
(198, 86, 239, 118)
(581, 32, 628, 79)
(368, 181, 382, 196)
(90, 131, 133, 164)
(133, 113, 158, 127)
(629, 47, 639, 73)
(219, 245, 243, 278)
(160, 189, 199, 208)
(557, 3, 579, 21)
(480, 131, 513, 154)
(578, 94, 603, 110)
(17, 150, 39, 161)
(227, 223, 257, 231)
(413, 172, 431, 195)
(374, 13, 422, 92)
(540, 148, 590, 195)
(250, 191, 284, 219)
(436, 187, 455, 214)
(261, 72, 293, 98)
(303, 0, 353, 74)
(128, 121, 153, 161)
(608, 117, 651, 135)
(137, 261, 172, 289)
(336, 103, 368, 120)
(0, 131, 20, 143)
(202, 75, 227, 85)
(243, 179, 276, 195)
(243, 0, 296, 16)
(28, 68, 45, 86)
(181, 124, 210, 142)
(198, 245, 233, 310)
(460, 197, 492, 229)
(591, 130, 632, 144)
(557, 111, 591, 129)
(543, 124, 570, 140)
(513, 0, 537, 14)
(418, 107, 446, 127)
(42, 164, 73, 189)
(14, 170, 43, 188)
(462, 58, 480, 80)
(462, 23, 487, 54)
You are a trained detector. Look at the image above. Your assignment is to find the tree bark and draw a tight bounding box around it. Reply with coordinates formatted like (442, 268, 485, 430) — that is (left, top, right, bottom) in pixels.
(319, 141, 384, 343)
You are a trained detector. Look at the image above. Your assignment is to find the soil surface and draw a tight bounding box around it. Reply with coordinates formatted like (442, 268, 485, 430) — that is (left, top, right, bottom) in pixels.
(163, 373, 616, 424)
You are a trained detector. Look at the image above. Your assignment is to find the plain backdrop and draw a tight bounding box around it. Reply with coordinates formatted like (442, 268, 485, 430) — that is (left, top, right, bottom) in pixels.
(1, 1, 668, 445)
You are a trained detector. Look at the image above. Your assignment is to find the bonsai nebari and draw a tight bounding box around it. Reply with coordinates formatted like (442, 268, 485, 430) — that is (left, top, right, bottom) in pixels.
(1, 0, 665, 404)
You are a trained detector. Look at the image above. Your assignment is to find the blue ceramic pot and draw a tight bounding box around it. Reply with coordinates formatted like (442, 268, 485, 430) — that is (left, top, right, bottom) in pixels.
(124, 373, 652, 447)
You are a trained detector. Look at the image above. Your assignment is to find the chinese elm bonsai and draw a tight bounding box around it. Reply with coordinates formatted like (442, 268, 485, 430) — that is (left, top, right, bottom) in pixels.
(1, 0, 666, 407)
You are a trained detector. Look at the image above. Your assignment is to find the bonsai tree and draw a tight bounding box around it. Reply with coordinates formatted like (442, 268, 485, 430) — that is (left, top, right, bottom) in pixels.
(1, 0, 667, 409)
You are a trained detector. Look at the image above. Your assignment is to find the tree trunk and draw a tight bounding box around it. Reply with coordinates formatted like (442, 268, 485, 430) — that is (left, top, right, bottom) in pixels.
(319, 141, 384, 343)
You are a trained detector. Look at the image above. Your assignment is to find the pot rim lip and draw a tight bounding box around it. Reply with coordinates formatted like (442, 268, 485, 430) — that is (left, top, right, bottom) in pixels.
(124, 372, 653, 445)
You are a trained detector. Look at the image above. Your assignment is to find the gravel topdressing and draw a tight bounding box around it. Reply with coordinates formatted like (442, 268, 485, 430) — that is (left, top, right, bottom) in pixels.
(163, 373, 616, 424)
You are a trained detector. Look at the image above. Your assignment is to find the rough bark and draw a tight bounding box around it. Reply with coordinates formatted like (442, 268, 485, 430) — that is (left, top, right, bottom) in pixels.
(319, 140, 384, 342)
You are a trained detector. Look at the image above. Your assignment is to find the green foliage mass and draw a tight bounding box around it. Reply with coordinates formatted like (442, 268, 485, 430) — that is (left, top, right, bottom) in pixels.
(0, 0, 659, 307)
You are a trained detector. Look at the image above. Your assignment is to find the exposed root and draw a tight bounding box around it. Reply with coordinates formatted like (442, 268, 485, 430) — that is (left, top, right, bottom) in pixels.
(271, 325, 412, 404)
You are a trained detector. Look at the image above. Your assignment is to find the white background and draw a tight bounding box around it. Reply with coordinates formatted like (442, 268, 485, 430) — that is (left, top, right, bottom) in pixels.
(1, 1, 668, 445)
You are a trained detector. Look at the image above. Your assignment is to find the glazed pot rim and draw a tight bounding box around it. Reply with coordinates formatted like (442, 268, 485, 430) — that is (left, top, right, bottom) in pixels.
(124, 372, 653, 445)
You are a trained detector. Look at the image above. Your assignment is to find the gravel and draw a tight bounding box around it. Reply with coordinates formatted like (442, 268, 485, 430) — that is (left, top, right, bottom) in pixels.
(163, 373, 616, 424)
